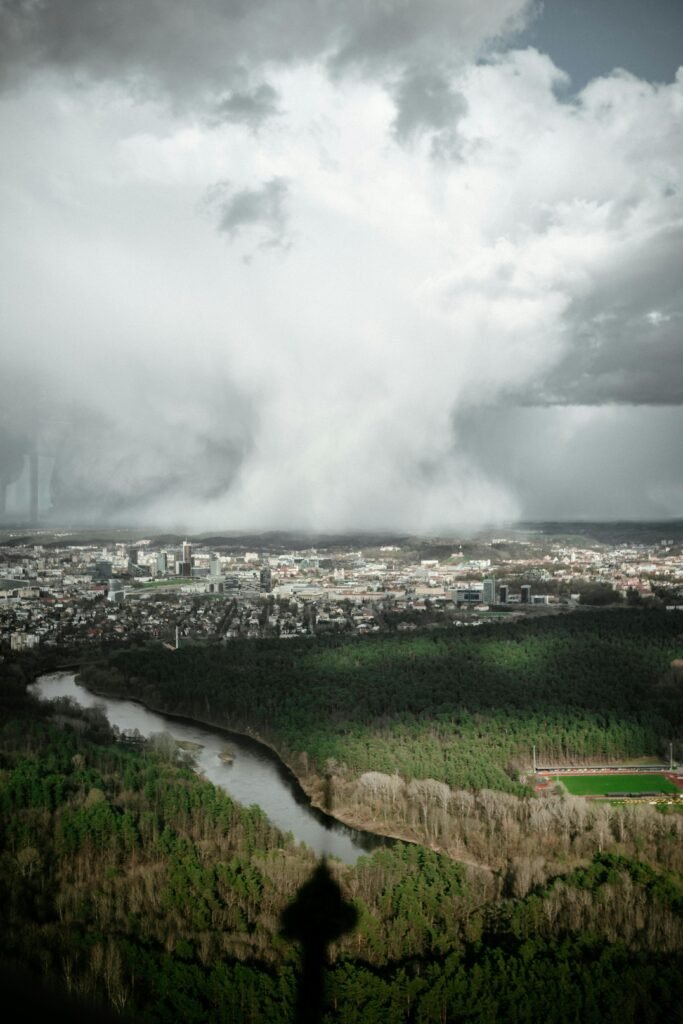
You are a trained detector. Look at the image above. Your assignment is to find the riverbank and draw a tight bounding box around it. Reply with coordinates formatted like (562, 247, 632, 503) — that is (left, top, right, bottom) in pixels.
(72, 673, 399, 850)
(74, 672, 493, 872)
(45, 667, 683, 881)
(33, 670, 379, 862)
(75, 669, 681, 881)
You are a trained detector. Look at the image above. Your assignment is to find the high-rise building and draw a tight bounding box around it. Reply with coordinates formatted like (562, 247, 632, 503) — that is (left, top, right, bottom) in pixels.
(157, 552, 168, 573)
(498, 584, 508, 604)
(521, 585, 531, 604)
(127, 546, 142, 575)
(210, 557, 222, 577)
(92, 560, 113, 582)
(260, 566, 273, 592)
(176, 540, 192, 577)
(482, 578, 496, 604)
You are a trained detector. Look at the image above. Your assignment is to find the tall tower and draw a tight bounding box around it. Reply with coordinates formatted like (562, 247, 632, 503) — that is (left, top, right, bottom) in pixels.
(260, 566, 273, 592)
(181, 540, 192, 578)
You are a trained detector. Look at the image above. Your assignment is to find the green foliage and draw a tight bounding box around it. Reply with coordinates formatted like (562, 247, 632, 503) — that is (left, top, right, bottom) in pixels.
(578, 583, 624, 606)
(87, 610, 683, 792)
(1, 716, 683, 1021)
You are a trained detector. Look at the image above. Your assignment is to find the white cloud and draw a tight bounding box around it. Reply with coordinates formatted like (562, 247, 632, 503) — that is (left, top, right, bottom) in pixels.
(1, 42, 682, 527)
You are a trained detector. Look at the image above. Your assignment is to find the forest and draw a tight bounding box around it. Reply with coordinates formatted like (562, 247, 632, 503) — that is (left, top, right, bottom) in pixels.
(77, 610, 683, 866)
(1, 677, 683, 1023)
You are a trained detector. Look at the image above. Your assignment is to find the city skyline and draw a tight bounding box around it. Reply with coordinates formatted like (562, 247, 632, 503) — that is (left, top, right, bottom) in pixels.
(1, 1, 682, 531)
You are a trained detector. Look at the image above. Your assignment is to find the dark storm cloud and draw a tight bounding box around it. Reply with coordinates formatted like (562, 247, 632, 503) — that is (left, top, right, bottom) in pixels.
(326, 0, 532, 74)
(212, 83, 281, 129)
(0, 0, 532, 101)
(452, 403, 683, 520)
(522, 225, 683, 406)
(210, 177, 290, 249)
(530, 314, 683, 406)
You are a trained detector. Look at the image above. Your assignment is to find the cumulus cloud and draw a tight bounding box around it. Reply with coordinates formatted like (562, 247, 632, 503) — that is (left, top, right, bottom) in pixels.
(0, 0, 533, 97)
(0, 8, 682, 529)
(422, 54, 683, 410)
(0, 0, 535, 145)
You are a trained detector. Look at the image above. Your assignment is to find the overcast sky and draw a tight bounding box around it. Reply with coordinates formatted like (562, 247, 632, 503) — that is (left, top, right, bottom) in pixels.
(1, 0, 682, 531)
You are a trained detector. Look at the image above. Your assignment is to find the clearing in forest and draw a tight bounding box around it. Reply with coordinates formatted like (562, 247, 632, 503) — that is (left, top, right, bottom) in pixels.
(553, 773, 678, 796)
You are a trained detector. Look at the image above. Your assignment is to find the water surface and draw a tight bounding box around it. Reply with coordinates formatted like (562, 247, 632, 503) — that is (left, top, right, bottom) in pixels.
(30, 672, 383, 864)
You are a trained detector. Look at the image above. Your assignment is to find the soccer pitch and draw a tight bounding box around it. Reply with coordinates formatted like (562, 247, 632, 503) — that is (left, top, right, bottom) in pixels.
(553, 773, 679, 796)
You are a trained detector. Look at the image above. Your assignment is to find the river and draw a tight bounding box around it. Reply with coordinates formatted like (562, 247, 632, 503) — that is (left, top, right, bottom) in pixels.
(29, 672, 385, 865)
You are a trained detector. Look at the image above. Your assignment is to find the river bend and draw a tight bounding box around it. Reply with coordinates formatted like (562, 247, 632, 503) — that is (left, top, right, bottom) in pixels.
(30, 672, 384, 865)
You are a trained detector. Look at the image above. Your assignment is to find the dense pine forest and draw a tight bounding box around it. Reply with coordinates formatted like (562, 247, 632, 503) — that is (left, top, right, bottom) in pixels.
(77, 610, 683, 866)
(86, 610, 683, 785)
(1, 677, 683, 1023)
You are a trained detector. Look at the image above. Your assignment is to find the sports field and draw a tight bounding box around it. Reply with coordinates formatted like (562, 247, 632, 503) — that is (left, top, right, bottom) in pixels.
(553, 773, 678, 796)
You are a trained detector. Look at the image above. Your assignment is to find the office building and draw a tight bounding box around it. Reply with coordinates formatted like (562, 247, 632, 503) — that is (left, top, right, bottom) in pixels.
(107, 578, 124, 603)
(92, 560, 113, 582)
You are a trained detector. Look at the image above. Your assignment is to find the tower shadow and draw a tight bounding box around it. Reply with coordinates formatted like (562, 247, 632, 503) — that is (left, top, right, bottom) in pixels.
(280, 858, 358, 1024)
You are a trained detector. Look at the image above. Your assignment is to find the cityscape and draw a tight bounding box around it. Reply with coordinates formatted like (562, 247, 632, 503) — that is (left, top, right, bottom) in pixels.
(3, 527, 683, 652)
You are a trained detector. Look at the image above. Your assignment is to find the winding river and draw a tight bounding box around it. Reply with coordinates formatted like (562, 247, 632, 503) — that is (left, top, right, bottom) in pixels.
(29, 672, 385, 865)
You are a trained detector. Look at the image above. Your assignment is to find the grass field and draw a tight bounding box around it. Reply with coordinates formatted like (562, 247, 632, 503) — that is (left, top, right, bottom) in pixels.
(553, 773, 679, 796)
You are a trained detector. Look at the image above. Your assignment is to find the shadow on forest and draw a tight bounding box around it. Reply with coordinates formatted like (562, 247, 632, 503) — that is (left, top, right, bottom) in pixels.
(280, 858, 358, 1024)
(0, 958, 139, 1024)
(0, 859, 359, 1024)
